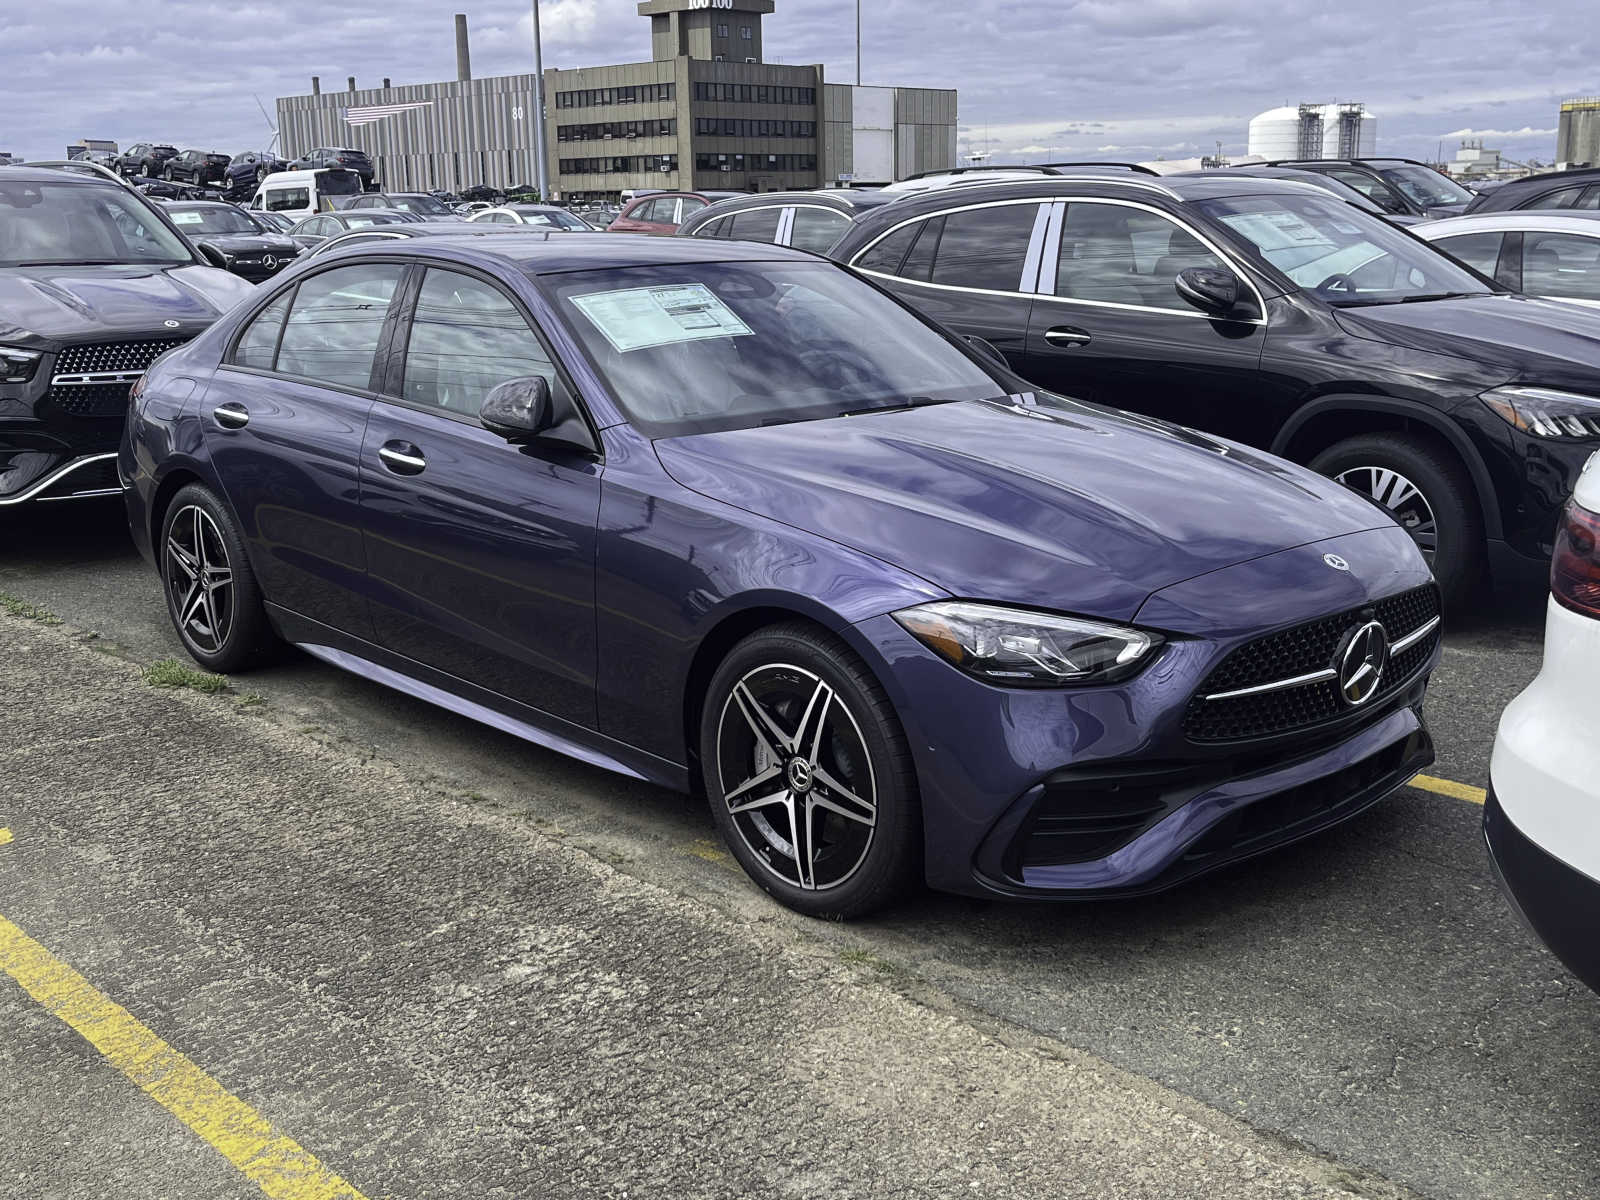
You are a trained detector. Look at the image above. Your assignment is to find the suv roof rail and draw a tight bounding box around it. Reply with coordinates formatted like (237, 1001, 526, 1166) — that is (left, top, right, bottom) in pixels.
(15, 158, 138, 191)
(1260, 157, 1444, 171)
(925, 173, 1183, 200)
(1037, 161, 1161, 176)
(901, 164, 1060, 181)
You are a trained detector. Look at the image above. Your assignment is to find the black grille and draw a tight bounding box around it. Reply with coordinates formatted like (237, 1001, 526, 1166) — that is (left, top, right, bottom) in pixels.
(1184, 584, 1441, 743)
(48, 338, 188, 417)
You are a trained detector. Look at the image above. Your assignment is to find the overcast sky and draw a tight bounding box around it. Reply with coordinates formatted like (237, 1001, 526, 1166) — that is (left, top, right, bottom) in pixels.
(1, 0, 1593, 168)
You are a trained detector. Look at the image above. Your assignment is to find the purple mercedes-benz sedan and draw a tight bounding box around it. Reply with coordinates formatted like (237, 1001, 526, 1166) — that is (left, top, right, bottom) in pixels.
(120, 233, 1440, 917)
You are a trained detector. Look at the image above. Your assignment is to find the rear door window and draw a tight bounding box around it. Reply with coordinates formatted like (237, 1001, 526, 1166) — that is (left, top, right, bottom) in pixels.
(274, 263, 406, 390)
(789, 207, 850, 253)
(1522, 231, 1600, 300)
(728, 207, 783, 243)
(929, 204, 1039, 292)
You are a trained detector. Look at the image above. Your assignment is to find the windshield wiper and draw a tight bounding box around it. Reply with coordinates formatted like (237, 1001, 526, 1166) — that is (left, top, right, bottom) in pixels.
(1397, 291, 1485, 303)
(1328, 291, 1484, 308)
(838, 396, 943, 418)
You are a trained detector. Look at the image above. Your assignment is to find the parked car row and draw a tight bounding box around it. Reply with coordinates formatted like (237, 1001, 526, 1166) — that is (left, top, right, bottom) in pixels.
(1, 161, 1594, 987)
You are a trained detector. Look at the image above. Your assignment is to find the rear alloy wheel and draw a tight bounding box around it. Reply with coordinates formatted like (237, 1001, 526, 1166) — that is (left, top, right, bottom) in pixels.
(1312, 432, 1484, 607)
(160, 484, 279, 673)
(701, 624, 920, 918)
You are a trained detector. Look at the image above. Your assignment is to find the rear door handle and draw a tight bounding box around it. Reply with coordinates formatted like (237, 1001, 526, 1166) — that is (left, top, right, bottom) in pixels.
(212, 402, 249, 429)
(1044, 326, 1092, 347)
(377, 441, 427, 476)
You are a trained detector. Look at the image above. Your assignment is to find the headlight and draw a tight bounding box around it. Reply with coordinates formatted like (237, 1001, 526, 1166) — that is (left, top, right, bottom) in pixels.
(893, 601, 1163, 687)
(1481, 386, 1600, 440)
(0, 345, 41, 384)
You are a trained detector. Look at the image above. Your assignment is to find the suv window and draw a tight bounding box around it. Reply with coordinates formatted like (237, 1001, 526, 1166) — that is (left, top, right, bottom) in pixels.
(1320, 167, 1408, 214)
(1056, 203, 1223, 310)
(273, 263, 405, 390)
(1523, 231, 1600, 299)
(235, 293, 291, 370)
(680, 198, 708, 217)
(638, 197, 677, 223)
(930, 204, 1039, 291)
(1433, 231, 1504, 279)
(401, 269, 560, 416)
(789, 207, 849, 254)
(855, 223, 918, 274)
(900, 217, 945, 282)
(728, 207, 783, 243)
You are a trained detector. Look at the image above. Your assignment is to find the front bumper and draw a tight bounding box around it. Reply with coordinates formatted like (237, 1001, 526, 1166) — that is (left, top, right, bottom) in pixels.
(1485, 788, 1600, 994)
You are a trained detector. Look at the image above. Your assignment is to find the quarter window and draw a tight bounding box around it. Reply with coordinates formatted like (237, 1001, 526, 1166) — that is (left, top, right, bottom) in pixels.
(900, 217, 945, 282)
(274, 263, 405, 390)
(929, 204, 1039, 292)
(789, 207, 849, 253)
(1056, 203, 1224, 310)
(401, 270, 560, 416)
(855, 223, 918, 274)
(1432, 231, 1504, 279)
(1522, 232, 1600, 300)
(1524, 186, 1585, 211)
(234, 293, 291, 370)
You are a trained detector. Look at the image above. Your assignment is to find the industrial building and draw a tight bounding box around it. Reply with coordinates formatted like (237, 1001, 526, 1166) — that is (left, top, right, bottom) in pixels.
(1246, 103, 1376, 160)
(275, 1, 957, 200)
(1557, 97, 1600, 168)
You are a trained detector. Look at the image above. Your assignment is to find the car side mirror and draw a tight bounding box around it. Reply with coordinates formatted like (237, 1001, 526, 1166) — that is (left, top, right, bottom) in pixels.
(1175, 267, 1241, 315)
(196, 243, 229, 271)
(480, 376, 552, 444)
(962, 334, 1008, 368)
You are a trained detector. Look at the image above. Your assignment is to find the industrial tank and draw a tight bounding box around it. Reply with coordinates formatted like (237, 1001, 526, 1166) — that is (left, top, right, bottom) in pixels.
(1248, 104, 1376, 159)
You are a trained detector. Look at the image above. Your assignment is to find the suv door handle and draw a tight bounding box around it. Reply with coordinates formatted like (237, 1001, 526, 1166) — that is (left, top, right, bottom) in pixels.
(377, 441, 427, 476)
(1044, 326, 1092, 347)
(212, 402, 250, 430)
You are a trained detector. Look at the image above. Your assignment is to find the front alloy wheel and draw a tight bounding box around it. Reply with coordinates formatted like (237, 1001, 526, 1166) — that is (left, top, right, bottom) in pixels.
(702, 623, 920, 918)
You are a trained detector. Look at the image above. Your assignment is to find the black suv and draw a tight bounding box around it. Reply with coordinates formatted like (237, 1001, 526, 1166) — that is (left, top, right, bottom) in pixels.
(116, 143, 178, 179)
(1259, 158, 1475, 220)
(164, 150, 231, 186)
(0, 165, 255, 508)
(1463, 167, 1600, 214)
(162, 201, 301, 282)
(830, 173, 1600, 605)
(290, 147, 375, 190)
(223, 150, 290, 196)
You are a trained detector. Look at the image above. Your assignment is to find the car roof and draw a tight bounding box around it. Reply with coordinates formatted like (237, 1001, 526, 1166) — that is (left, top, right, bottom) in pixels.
(164, 199, 239, 210)
(316, 230, 814, 274)
(1414, 212, 1600, 237)
(0, 164, 125, 187)
(846, 172, 1322, 212)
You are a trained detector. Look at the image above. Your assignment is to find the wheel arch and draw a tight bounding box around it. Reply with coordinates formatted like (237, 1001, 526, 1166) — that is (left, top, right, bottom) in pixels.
(148, 466, 208, 552)
(1271, 395, 1502, 540)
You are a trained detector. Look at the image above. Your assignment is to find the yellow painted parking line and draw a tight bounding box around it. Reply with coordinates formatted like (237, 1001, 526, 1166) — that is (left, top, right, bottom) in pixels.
(0, 913, 369, 1200)
(0, 828, 12, 846)
(1409, 773, 1487, 806)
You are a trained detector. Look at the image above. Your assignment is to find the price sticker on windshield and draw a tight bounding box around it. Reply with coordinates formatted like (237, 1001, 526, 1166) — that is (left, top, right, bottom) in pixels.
(570, 284, 753, 353)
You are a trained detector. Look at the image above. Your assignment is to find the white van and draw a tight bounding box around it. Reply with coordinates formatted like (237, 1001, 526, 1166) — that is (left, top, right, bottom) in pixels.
(249, 168, 365, 221)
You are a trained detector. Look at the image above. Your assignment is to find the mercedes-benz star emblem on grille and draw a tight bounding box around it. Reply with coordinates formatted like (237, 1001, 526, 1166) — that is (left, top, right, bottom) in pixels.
(262, 255, 277, 270)
(1324, 553, 1350, 571)
(162, 320, 180, 328)
(1337, 620, 1388, 706)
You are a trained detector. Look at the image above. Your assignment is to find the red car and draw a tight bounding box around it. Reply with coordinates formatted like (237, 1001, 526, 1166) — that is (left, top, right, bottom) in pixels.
(606, 191, 743, 235)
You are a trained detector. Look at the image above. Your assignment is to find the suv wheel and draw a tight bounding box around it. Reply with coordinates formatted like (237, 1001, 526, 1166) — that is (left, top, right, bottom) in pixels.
(1311, 433, 1484, 606)
(160, 484, 280, 673)
(700, 622, 921, 919)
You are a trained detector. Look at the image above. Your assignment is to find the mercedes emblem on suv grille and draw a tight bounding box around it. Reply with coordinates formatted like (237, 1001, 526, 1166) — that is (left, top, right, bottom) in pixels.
(1337, 620, 1388, 706)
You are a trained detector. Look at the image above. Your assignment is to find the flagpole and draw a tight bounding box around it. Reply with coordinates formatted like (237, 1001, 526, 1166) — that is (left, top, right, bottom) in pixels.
(531, 0, 551, 200)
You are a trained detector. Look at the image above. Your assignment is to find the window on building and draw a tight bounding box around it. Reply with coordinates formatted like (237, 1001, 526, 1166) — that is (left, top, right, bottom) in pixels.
(402, 270, 559, 416)
(1056, 203, 1224, 310)
(930, 204, 1040, 292)
(741, 24, 752, 38)
(715, 23, 729, 36)
(789, 207, 850, 254)
(274, 263, 405, 390)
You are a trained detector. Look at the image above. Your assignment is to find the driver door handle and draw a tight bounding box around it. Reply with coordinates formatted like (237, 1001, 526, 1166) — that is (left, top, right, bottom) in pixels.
(377, 441, 427, 476)
(1044, 326, 1092, 347)
(212, 402, 250, 430)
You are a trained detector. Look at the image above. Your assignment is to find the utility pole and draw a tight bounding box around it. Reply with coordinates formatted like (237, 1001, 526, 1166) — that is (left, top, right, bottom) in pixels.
(855, 0, 861, 85)
(530, 0, 551, 199)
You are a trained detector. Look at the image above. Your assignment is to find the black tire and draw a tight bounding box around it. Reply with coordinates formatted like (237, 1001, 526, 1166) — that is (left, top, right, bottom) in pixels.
(700, 622, 922, 919)
(1311, 432, 1485, 607)
(162, 166, 173, 182)
(159, 484, 279, 673)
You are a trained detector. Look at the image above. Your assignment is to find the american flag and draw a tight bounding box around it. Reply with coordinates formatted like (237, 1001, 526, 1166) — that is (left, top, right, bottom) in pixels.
(344, 100, 435, 127)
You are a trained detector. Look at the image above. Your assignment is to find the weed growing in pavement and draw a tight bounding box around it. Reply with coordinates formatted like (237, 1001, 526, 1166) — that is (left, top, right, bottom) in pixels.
(0, 593, 62, 625)
(235, 692, 266, 708)
(143, 658, 230, 694)
(839, 947, 897, 975)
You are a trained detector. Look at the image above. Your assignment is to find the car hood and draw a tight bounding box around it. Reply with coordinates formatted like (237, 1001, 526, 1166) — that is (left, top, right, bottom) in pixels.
(0, 263, 255, 344)
(1335, 293, 1600, 390)
(194, 233, 298, 256)
(654, 396, 1397, 622)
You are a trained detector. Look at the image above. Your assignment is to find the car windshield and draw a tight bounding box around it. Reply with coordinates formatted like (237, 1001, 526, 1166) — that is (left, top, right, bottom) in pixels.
(0, 180, 192, 267)
(167, 206, 259, 235)
(1197, 192, 1489, 305)
(392, 195, 450, 216)
(547, 260, 1004, 437)
(524, 209, 589, 230)
(1376, 164, 1474, 208)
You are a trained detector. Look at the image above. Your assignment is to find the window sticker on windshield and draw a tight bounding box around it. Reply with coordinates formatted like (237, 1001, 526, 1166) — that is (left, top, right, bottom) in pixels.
(570, 284, 754, 353)
(1218, 211, 1328, 250)
(170, 211, 203, 225)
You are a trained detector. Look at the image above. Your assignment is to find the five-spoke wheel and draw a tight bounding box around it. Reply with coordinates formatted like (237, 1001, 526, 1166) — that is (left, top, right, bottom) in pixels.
(702, 623, 919, 917)
(159, 484, 279, 672)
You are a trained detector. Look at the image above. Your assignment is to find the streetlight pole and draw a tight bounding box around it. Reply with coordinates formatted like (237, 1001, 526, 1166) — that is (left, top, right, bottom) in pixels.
(855, 0, 861, 85)
(530, 0, 551, 199)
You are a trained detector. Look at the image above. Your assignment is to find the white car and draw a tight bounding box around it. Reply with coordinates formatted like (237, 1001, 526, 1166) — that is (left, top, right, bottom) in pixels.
(1415, 212, 1600, 308)
(466, 204, 593, 231)
(1487, 449, 1600, 992)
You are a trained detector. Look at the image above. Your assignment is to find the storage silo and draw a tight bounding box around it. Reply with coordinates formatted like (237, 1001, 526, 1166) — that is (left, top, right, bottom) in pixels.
(1248, 103, 1375, 160)
(1247, 106, 1304, 159)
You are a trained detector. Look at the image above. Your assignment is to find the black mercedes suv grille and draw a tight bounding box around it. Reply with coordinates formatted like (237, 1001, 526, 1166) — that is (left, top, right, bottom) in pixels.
(1183, 583, 1441, 743)
(48, 338, 188, 417)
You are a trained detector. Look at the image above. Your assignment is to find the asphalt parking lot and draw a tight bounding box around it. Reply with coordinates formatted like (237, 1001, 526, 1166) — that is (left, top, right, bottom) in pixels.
(2, 500, 1592, 1200)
